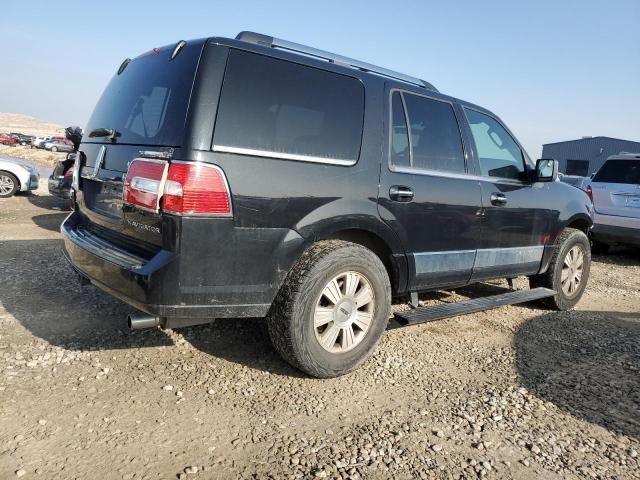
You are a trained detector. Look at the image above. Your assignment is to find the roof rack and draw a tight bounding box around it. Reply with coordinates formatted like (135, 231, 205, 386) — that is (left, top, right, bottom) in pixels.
(236, 31, 438, 92)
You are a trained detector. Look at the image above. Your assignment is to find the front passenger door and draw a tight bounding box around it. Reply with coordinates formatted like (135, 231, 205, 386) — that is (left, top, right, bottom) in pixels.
(463, 108, 552, 280)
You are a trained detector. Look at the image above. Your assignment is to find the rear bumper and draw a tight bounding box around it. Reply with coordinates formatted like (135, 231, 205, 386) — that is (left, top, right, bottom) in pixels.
(61, 211, 305, 324)
(591, 222, 640, 247)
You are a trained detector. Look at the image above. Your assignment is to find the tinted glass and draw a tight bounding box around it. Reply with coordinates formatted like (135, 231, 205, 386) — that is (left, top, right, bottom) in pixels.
(390, 92, 410, 167)
(214, 50, 365, 162)
(84, 42, 202, 146)
(403, 93, 465, 173)
(465, 108, 525, 180)
(593, 160, 640, 184)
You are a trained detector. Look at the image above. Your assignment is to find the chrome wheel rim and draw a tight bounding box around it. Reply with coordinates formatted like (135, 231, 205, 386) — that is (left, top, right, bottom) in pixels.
(0, 174, 15, 195)
(561, 245, 585, 297)
(314, 271, 375, 354)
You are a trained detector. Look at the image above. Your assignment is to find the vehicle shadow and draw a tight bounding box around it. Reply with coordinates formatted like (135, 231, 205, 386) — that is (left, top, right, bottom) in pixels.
(0, 239, 173, 351)
(31, 212, 68, 232)
(27, 193, 71, 211)
(515, 309, 640, 438)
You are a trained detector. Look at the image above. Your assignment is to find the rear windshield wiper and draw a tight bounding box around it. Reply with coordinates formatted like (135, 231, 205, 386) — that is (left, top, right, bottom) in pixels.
(88, 128, 121, 141)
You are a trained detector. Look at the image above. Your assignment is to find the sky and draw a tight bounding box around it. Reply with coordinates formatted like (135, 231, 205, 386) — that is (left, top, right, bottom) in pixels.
(1, 0, 639, 158)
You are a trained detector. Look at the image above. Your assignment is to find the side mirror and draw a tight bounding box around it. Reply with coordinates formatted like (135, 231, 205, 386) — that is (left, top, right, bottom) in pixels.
(535, 158, 558, 182)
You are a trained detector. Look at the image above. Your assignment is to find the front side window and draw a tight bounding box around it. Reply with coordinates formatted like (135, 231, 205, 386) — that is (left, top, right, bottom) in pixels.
(214, 50, 365, 163)
(465, 108, 525, 180)
(390, 91, 465, 173)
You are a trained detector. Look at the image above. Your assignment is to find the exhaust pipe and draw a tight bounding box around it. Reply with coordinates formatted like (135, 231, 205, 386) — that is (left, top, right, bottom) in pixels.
(127, 313, 161, 330)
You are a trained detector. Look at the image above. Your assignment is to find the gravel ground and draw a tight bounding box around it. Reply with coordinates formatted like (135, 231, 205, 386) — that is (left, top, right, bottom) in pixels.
(1, 188, 639, 479)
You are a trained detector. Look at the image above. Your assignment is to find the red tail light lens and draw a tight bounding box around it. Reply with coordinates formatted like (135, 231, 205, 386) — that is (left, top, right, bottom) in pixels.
(64, 163, 74, 177)
(162, 161, 231, 216)
(123, 159, 167, 211)
(586, 184, 593, 203)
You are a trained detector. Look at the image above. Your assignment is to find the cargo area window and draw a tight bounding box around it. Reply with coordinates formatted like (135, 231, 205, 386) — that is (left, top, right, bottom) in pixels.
(213, 50, 365, 163)
(593, 160, 640, 184)
(389, 91, 465, 174)
(465, 108, 526, 181)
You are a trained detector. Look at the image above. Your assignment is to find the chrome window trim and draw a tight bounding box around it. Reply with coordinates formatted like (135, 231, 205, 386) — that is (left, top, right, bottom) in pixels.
(387, 88, 470, 177)
(212, 145, 357, 167)
(389, 164, 530, 186)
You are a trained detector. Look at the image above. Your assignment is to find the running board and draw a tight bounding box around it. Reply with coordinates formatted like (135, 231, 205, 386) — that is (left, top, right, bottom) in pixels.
(394, 287, 556, 326)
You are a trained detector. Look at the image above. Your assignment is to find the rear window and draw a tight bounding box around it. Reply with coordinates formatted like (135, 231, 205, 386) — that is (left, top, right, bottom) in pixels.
(84, 42, 202, 147)
(593, 160, 640, 184)
(213, 50, 365, 163)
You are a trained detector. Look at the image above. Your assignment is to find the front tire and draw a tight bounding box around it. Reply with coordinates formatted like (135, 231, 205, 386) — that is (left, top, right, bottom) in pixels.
(267, 240, 391, 378)
(0, 172, 19, 198)
(529, 228, 591, 310)
(51, 146, 58, 152)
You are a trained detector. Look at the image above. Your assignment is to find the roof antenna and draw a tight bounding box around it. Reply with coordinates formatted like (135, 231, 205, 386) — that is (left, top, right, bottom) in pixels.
(171, 40, 187, 60)
(117, 58, 131, 75)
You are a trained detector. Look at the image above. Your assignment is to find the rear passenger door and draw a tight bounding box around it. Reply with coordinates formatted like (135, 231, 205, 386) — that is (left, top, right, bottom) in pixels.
(462, 108, 550, 280)
(378, 89, 483, 291)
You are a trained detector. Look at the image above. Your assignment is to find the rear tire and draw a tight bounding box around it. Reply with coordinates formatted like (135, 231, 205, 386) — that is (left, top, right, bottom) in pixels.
(51, 146, 58, 152)
(0, 172, 19, 198)
(529, 228, 590, 310)
(267, 240, 391, 378)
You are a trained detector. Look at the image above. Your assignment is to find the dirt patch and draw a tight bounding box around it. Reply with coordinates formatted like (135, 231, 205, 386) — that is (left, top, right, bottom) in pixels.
(0, 193, 638, 479)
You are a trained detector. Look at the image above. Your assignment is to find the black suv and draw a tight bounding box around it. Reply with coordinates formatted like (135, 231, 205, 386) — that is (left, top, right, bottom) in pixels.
(62, 32, 593, 377)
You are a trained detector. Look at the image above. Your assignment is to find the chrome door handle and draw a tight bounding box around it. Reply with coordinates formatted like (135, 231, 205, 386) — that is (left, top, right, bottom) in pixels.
(389, 185, 414, 202)
(490, 192, 507, 206)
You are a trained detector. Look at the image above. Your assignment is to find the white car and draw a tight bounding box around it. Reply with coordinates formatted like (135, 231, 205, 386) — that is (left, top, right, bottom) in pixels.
(31, 136, 54, 149)
(0, 156, 40, 197)
(589, 153, 640, 251)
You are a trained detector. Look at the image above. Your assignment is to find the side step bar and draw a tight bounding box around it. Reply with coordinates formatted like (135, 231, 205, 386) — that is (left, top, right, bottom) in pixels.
(394, 287, 556, 326)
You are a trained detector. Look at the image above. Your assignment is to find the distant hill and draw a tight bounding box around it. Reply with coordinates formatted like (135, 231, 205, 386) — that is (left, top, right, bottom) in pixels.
(0, 112, 65, 137)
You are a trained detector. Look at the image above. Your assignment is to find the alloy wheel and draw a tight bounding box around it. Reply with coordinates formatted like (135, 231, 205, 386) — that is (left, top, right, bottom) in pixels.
(0, 174, 15, 196)
(314, 271, 375, 354)
(561, 245, 585, 297)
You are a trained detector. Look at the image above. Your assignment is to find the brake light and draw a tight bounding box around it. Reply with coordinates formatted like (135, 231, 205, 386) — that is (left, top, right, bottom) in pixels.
(162, 161, 231, 216)
(123, 159, 167, 211)
(586, 184, 593, 203)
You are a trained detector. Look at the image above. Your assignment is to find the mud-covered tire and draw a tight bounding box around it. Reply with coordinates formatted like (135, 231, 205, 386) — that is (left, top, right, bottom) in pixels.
(267, 240, 391, 378)
(529, 228, 591, 310)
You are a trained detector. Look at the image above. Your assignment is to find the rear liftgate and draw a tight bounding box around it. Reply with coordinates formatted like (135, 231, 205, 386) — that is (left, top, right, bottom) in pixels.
(394, 287, 556, 326)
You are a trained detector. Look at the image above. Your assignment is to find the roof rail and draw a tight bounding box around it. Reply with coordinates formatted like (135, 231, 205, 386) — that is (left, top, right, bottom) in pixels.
(236, 31, 438, 92)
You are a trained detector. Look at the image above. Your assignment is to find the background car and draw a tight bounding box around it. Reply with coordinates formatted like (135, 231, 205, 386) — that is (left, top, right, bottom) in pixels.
(588, 153, 640, 252)
(44, 139, 74, 152)
(11, 133, 34, 145)
(559, 173, 591, 191)
(0, 156, 39, 197)
(0, 134, 17, 146)
(31, 136, 54, 148)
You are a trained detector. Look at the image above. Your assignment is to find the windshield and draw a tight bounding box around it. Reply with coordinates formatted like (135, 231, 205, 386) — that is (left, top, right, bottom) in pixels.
(593, 159, 640, 184)
(84, 41, 202, 147)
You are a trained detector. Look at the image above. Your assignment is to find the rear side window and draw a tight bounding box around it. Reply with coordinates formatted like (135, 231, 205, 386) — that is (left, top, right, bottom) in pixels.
(465, 108, 525, 180)
(214, 50, 365, 163)
(389, 91, 465, 173)
(593, 160, 640, 184)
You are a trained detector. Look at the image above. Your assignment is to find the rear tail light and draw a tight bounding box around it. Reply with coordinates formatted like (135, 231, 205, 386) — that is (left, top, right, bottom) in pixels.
(64, 163, 74, 177)
(122, 159, 231, 216)
(586, 184, 593, 203)
(123, 159, 167, 212)
(162, 161, 232, 216)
